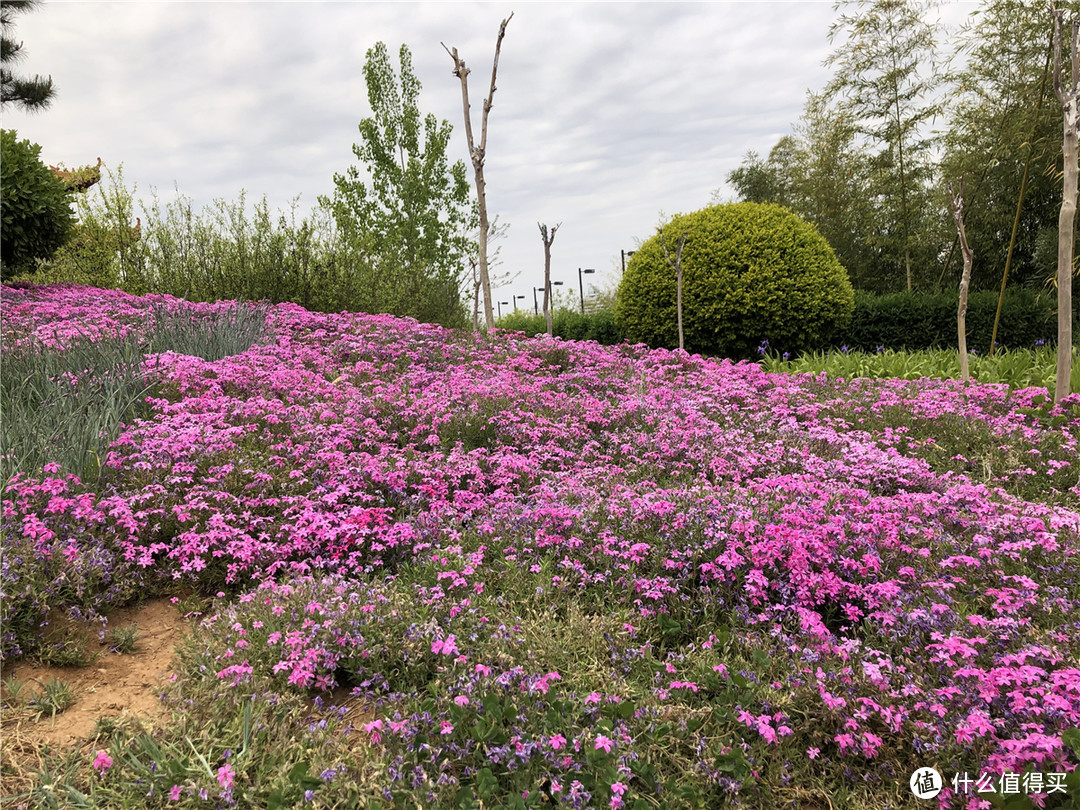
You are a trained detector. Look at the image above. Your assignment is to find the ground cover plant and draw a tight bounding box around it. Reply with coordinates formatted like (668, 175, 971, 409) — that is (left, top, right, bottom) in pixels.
(2, 283, 1080, 809)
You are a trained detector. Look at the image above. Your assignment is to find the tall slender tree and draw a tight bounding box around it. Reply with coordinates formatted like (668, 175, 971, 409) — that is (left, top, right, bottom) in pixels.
(1, 0, 54, 112)
(824, 0, 944, 291)
(947, 178, 974, 383)
(443, 13, 514, 330)
(1052, 5, 1077, 403)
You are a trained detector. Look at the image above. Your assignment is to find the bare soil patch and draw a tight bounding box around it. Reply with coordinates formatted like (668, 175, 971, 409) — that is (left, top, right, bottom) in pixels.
(1, 598, 188, 787)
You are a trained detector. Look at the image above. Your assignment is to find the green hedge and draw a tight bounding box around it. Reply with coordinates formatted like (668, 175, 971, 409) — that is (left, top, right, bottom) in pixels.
(495, 308, 623, 345)
(832, 289, 1068, 352)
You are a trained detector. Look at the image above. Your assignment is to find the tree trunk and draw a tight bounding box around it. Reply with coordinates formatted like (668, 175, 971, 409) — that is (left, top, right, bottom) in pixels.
(442, 14, 513, 331)
(661, 228, 689, 352)
(538, 222, 560, 335)
(1054, 10, 1078, 403)
(947, 179, 974, 383)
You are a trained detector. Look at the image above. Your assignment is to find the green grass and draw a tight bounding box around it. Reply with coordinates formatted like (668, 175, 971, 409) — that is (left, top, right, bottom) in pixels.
(758, 344, 1080, 394)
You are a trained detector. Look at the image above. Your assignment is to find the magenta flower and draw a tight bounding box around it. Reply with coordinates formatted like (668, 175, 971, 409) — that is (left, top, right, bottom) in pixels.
(92, 750, 112, 774)
(216, 763, 235, 790)
(594, 734, 614, 753)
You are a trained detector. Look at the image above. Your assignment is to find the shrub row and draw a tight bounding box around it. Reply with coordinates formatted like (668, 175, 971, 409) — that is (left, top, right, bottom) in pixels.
(832, 288, 1068, 353)
(494, 308, 622, 345)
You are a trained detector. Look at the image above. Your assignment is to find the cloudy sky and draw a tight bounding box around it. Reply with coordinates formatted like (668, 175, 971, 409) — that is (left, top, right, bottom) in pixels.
(4, 1, 973, 314)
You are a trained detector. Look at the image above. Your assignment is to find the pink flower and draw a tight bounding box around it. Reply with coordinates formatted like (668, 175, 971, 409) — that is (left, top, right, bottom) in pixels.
(807, 747, 820, 760)
(363, 719, 384, 744)
(454, 695, 469, 706)
(169, 785, 183, 801)
(594, 734, 614, 753)
(550, 733, 567, 750)
(440, 720, 454, 735)
(93, 750, 112, 774)
(216, 763, 235, 790)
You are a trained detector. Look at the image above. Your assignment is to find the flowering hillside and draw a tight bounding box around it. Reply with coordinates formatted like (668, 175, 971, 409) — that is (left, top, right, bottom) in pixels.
(2, 284, 1080, 809)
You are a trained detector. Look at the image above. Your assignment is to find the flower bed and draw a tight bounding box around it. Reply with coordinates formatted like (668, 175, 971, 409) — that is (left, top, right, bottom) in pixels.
(3, 284, 1079, 809)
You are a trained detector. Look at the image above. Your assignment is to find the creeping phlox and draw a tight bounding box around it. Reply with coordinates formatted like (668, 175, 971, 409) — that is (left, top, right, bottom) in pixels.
(3, 283, 1080, 807)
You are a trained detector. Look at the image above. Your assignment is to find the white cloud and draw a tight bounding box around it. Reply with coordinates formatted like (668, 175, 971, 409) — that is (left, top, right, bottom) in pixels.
(5, 1, 959, 306)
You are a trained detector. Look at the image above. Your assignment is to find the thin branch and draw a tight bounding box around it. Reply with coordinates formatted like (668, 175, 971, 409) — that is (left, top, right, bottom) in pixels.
(480, 13, 514, 158)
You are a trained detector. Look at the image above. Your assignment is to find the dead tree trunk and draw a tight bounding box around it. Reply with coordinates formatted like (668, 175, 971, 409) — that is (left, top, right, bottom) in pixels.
(1053, 6, 1078, 403)
(538, 222, 560, 335)
(661, 229, 689, 352)
(947, 179, 974, 383)
(443, 14, 513, 331)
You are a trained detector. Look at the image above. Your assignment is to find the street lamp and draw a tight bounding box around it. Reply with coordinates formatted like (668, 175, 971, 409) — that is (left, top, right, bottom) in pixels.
(535, 282, 564, 316)
(578, 268, 596, 314)
(621, 250, 636, 274)
(513, 294, 525, 312)
(497, 300, 509, 319)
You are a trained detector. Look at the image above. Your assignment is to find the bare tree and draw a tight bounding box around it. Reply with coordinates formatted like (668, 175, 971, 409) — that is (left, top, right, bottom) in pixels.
(1053, 4, 1077, 403)
(946, 178, 974, 383)
(443, 13, 513, 331)
(538, 222, 561, 335)
(660, 229, 689, 352)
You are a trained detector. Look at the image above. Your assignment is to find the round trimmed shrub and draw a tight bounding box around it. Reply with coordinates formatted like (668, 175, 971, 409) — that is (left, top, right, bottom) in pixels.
(615, 202, 855, 358)
(1, 129, 74, 280)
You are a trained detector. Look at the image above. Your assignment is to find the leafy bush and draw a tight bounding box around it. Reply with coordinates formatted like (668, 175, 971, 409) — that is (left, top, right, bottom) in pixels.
(0, 130, 75, 280)
(834, 288, 1061, 352)
(496, 308, 624, 345)
(615, 202, 855, 358)
(19, 165, 470, 328)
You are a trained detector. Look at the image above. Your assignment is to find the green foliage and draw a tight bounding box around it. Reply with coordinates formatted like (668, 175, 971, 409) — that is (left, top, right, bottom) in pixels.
(726, 98, 883, 291)
(0, 129, 74, 279)
(761, 345, 1080, 396)
(105, 624, 139, 655)
(19, 165, 431, 319)
(496, 307, 623, 345)
(939, 2, 1075, 293)
(824, 0, 945, 291)
(832, 288, 1061, 352)
(0, 1, 54, 113)
(615, 202, 855, 358)
(29, 678, 77, 721)
(319, 41, 473, 329)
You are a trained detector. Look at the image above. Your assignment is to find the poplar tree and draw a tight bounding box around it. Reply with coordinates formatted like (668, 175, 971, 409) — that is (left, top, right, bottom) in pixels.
(321, 42, 473, 327)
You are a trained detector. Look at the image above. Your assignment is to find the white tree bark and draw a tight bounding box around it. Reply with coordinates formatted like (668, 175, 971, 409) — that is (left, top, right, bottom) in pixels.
(947, 179, 974, 383)
(1054, 8, 1077, 403)
(443, 14, 513, 331)
(661, 229, 689, 352)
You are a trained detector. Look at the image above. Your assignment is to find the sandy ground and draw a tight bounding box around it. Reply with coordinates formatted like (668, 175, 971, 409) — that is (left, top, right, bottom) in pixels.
(1, 598, 186, 753)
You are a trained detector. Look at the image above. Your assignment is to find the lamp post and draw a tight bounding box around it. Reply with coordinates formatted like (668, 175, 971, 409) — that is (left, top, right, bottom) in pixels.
(534, 286, 544, 316)
(621, 250, 636, 274)
(513, 295, 525, 312)
(497, 300, 509, 319)
(578, 267, 595, 314)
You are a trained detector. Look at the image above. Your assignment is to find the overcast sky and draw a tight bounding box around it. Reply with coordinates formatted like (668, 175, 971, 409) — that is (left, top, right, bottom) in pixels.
(4, 1, 974, 315)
